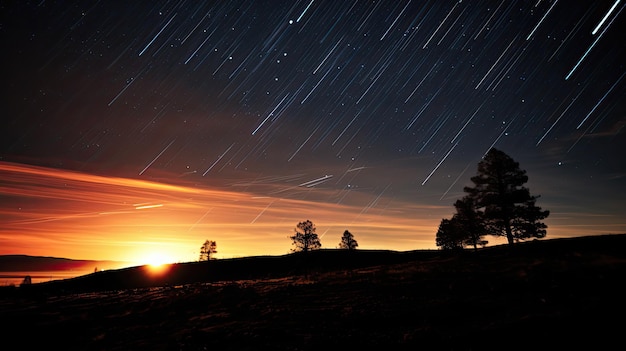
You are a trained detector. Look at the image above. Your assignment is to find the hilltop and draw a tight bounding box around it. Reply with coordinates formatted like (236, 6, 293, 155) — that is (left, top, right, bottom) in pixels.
(4, 233, 626, 295)
(2, 234, 626, 350)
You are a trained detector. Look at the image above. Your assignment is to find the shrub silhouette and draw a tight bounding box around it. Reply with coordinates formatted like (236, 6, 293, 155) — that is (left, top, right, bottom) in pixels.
(20, 275, 32, 287)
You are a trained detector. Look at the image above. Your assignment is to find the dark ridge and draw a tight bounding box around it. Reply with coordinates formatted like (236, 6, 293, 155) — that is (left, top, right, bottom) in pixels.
(9, 249, 440, 296)
(0, 254, 128, 272)
(5, 233, 625, 296)
(1, 234, 625, 349)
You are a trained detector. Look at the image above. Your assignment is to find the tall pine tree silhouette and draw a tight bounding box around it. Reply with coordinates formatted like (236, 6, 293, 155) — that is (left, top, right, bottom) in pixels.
(464, 148, 549, 246)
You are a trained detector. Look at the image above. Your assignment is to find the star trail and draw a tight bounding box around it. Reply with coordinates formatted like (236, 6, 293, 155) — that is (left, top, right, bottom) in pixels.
(1, 0, 625, 262)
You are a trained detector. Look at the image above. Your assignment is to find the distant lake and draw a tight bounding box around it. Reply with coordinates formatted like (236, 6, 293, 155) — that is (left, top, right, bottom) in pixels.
(0, 270, 94, 286)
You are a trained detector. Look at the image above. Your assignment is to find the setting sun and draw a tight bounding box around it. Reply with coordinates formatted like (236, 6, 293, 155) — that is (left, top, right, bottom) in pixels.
(139, 252, 174, 276)
(2, 0, 624, 349)
(140, 252, 174, 268)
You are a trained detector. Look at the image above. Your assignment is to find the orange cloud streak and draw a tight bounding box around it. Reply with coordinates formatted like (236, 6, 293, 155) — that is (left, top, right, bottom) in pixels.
(1, 161, 449, 264)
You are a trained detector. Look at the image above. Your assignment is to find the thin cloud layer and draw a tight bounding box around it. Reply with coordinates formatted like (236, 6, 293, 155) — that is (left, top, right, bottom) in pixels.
(1, 162, 448, 263)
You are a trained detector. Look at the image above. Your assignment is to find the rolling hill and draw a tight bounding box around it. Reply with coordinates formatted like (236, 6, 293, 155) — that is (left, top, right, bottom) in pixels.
(1, 234, 625, 349)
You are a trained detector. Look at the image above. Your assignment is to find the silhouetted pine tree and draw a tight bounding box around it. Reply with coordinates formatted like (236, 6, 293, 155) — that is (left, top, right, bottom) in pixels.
(290, 220, 321, 252)
(199, 240, 217, 261)
(435, 218, 465, 251)
(338, 230, 358, 250)
(453, 196, 488, 251)
(464, 148, 549, 246)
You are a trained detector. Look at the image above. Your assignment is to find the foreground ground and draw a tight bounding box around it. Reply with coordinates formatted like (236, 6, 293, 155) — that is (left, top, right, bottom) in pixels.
(2, 235, 626, 350)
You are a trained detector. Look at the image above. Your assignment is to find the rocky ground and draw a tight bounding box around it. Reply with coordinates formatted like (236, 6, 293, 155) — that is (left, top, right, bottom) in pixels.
(2, 235, 625, 350)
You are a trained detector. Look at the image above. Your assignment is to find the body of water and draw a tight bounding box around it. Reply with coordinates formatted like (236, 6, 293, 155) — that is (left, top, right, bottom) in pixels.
(0, 270, 93, 286)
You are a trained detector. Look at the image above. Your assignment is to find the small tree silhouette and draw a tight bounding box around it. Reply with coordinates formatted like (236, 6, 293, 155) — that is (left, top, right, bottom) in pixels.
(338, 230, 358, 250)
(290, 220, 321, 252)
(435, 218, 464, 251)
(21, 275, 32, 287)
(452, 196, 488, 251)
(199, 240, 218, 261)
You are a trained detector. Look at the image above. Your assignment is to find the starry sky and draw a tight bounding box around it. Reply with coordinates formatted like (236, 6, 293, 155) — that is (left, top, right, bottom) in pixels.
(1, 0, 625, 264)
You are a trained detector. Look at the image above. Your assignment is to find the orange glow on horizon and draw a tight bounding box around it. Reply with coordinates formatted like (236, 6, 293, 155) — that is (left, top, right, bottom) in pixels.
(1, 161, 623, 264)
(143, 261, 172, 276)
(0, 161, 448, 262)
(135, 250, 176, 267)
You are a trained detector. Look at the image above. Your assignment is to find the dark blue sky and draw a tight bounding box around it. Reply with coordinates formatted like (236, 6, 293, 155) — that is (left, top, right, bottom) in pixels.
(2, 0, 625, 255)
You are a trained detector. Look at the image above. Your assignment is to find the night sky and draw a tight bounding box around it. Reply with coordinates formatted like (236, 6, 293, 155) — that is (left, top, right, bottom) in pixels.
(1, 1, 625, 263)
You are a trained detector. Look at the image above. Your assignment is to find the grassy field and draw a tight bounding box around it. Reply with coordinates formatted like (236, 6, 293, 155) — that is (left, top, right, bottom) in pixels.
(2, 234, 625, 350)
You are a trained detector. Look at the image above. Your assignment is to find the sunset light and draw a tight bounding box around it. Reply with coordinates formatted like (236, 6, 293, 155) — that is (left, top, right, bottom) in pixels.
(1, 159, 625, 264)
(2, 1, 625, 348)
(0, 161, 449, 263)
(2, 0, 625, 267)
(140, 252, 175, 268)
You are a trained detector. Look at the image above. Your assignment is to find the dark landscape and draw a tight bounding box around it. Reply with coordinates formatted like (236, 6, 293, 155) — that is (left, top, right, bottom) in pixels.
(2, 234, 626, 350)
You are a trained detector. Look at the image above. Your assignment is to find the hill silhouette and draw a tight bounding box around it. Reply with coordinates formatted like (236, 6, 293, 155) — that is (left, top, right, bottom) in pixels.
(0, 254, 129, 272)
(2, 234, 625, 350)
(6, 248, 443, 295)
